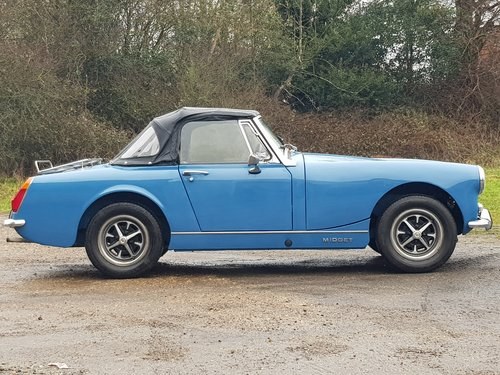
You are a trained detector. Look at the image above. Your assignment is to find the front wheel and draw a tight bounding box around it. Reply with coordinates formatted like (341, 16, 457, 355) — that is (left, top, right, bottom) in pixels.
(376, 196, 457, 272)
(85, 203, 164, 278)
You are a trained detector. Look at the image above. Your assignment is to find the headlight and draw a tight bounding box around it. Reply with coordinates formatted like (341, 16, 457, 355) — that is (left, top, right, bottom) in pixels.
(478, 166, 485, 194)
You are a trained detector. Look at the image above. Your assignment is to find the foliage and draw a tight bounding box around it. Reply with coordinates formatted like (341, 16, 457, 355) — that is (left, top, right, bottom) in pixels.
(0, 0, 499, 175)
(263, 107, 500, 166)
(0, 178, 21, 213)
(0, 42, 130, 176)
(270, 0, 475, 111)
(481, 168, 500, 228)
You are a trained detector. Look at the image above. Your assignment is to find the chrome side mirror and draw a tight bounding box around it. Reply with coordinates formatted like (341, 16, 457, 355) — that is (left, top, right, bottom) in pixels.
(248, 154, 261, 174)
(248, 154, 260, 165)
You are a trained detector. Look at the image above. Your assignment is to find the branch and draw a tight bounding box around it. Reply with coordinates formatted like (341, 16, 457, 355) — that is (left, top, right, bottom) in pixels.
(273, 73, 295, 101)
(302, 71, 363, 95)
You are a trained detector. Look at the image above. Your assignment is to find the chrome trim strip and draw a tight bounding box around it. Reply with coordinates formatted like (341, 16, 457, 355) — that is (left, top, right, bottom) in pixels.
(172, 230, 369, 235)
(468, 206, 493, 230)
(238, 120, 254, 158)
(3, 219, 26, 228)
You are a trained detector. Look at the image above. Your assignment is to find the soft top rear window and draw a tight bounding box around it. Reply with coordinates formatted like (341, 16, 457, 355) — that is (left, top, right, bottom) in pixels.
(115, 125, 160, 160)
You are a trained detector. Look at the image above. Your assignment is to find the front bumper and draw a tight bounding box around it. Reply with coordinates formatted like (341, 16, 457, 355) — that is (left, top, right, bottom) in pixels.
(3, 219, 25, 228)
(468, 204, 493, 230)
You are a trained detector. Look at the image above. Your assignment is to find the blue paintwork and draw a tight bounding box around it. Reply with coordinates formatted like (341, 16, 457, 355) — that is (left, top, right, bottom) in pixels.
(14, 165, 198, 246)
(303, 154, 480, 234)
(170, 231, 369, 251)
(10, 150, 482, 250)
(178, 163, 292, 231)
(169, 220, 370, 250)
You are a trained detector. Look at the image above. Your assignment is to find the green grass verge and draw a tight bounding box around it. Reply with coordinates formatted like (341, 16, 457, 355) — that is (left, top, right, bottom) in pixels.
(478, 167, 500, 238)
(482, 168, 500, 220)
(0, 178, 21, 213)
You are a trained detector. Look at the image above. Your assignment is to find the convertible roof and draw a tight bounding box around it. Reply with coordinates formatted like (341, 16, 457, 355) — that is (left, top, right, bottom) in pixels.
(142, 107, 260, 165)
(151, 107, 260, 130)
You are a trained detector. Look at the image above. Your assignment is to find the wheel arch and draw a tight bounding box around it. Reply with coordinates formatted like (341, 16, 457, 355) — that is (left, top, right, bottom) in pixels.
(369, 182, 464, 244)
(75, 192, 171, 247)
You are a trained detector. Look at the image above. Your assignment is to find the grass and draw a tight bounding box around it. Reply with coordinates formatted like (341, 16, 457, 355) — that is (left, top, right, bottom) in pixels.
(482, 168, 500, 218)
(479, 167, 500, 237)
(0, 178, 21, 213)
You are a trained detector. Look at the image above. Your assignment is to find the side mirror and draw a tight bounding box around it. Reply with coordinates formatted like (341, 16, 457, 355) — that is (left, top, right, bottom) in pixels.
(248, 154, 260, 166)
(248, 154, 261, 174)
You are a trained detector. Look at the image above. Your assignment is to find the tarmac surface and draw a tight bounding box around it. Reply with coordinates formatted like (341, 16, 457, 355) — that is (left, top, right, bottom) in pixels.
(1, 219, 499, 374)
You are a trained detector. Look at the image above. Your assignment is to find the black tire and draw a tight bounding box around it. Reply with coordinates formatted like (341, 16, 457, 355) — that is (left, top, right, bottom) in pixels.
(369, 239, 381, 254)
(85, 203, 164, 278)
(376, 196, 457, 272)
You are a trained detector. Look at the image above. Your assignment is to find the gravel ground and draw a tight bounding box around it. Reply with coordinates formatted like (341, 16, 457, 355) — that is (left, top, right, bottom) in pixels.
(1, 218, 499, 374)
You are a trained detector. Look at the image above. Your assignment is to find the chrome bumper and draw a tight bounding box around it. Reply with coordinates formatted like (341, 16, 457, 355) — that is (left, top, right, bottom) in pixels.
(3, 219, 26, 228)
(468, 204, 493, 230)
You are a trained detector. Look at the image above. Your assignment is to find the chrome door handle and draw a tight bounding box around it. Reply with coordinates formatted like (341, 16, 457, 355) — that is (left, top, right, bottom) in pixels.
(182, 170, 209, 176)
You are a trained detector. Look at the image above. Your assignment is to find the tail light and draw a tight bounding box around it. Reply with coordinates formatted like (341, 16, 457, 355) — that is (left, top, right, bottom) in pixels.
(11, 178, 33, 212)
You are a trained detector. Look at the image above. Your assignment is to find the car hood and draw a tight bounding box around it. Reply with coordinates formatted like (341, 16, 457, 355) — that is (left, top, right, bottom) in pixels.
(302, 152, 476, 169)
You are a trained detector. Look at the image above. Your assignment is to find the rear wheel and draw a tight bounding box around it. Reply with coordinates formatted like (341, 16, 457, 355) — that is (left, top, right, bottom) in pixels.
(369, 239, 381, 254)
(85, 203, 164, 278)
(376, 196, 457, 272)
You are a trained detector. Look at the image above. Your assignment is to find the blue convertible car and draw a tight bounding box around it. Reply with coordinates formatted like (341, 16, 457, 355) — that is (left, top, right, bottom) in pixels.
(4, 107, 492, 277)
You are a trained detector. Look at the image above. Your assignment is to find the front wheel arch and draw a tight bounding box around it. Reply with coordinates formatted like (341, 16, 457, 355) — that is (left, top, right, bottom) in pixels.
(76, 192, 171, 249)
(369, 183, 463, 247)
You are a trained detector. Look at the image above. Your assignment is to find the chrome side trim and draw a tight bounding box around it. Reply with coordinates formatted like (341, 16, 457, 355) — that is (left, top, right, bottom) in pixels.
(468, 205, 492, 230)
(172, 230, 369, 235)
(3, 219, 26, 228)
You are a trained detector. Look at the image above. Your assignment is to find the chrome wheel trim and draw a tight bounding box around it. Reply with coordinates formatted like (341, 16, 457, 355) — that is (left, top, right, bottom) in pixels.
(390, 208, 444, 261)
(97, 215, 150, 267)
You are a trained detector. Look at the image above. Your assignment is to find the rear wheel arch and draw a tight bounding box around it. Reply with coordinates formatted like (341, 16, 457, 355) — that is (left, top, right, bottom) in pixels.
(369, 183, 464, 246)
(76, 192, 171, 248)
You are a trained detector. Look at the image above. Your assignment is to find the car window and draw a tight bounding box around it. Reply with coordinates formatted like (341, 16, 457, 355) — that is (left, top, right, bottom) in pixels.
(119, 126, 160, 159)
(241, 122, 271, 161)
(180, 120, 251, 164)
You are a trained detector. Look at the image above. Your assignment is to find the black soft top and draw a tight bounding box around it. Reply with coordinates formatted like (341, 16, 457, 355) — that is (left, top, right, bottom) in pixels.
(113, 107, 260, 165)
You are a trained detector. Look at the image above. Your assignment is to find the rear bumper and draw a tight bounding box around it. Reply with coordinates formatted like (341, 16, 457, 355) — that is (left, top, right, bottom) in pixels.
(3, 219, 25, 228)
(468, 204, 493, 230)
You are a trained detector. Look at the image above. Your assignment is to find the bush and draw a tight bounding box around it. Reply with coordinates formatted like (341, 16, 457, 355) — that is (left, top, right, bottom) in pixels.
(262, 104, 500, 167)
(0, 43, 129, 176)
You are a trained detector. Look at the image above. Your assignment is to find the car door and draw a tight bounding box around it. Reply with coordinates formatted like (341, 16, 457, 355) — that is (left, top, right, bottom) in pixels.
(178, 118, 293, 231)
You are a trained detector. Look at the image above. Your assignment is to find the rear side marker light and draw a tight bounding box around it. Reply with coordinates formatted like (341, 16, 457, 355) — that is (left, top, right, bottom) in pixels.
(11, 177, 33, 213)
